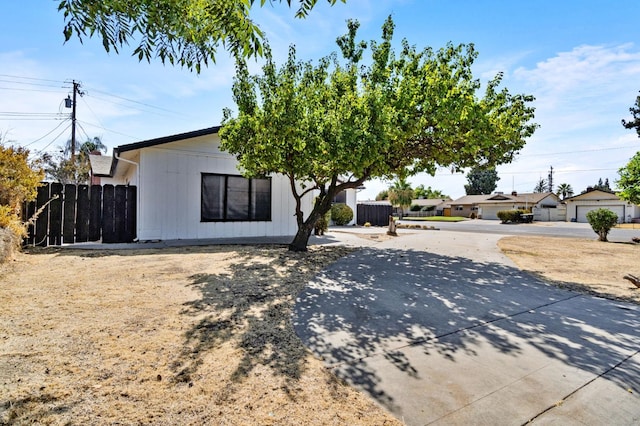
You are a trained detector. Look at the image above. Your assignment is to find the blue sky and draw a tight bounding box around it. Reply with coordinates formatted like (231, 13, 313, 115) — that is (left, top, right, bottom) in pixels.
(1, 0, 639, 200)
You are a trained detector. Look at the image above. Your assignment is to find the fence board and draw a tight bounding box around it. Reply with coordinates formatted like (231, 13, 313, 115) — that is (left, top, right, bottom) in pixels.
(23, 199, 36, 246)
(76, 185, 90, 242)
(125, 186, 136, 242)
(34, 184, 49, 246)
(114, 186, 127, 243)
(102, 185, 116, 243)
(89, 185, 102, 241)
(63, 184, 77, 244)
(49, 183, 63, 246)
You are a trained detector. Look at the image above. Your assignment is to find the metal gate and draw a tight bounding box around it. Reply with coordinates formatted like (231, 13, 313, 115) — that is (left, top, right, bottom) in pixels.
(23, 182, 136, 246)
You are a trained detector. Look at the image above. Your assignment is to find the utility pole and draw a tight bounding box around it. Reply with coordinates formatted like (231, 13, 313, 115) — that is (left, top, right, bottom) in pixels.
(65, 80, 83, 163)
(547, 165, 554, 193)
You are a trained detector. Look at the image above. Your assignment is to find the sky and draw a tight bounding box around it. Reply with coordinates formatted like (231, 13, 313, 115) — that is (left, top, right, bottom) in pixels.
(1, 0, 639, 200)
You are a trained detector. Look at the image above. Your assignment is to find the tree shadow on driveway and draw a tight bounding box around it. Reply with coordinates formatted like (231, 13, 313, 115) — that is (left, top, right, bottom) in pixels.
(293, 247, 640, 415)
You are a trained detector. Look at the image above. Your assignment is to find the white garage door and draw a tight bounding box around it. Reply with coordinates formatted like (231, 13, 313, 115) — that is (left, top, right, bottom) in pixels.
(576, 205, 624, 223)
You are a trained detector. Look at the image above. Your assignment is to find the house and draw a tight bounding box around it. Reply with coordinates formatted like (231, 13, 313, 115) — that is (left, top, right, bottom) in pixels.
(564, 188, 640, 223)
(477, 191, 562, 221)
(445, 191, 562, 220)
(406, 198, 451, 216)
(90, 126, 354, 241)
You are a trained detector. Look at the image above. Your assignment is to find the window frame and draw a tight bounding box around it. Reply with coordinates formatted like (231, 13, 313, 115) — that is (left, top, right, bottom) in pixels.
(201, 173, 272, 222)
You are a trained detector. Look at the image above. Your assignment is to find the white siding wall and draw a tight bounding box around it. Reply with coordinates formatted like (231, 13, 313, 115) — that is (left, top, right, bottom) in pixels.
(345, 188, 358, 225)
(135, 134, 313, 241)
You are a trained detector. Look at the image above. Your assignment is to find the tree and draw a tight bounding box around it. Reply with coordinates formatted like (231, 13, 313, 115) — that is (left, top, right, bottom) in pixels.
(617, 151, 640, 205)
(592, 177, 612, 192)
(58, 0, 345, 72)
(42, 137, 107, 184)
(220, 17, 537, 251)
(586, 208, 618, 242)
(0, 141, 44, 239)
(414, 184, 448, 199)
(622, 91, 640, 137)
(464, 167, 500, 195)
(387, 178, 414, 217)
(374, 189, 388, 201)
(555, 183, 574, 200)
(533, 178, 547, 193)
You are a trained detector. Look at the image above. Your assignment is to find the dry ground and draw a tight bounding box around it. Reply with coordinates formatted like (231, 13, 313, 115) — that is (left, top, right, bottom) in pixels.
(498, 236, 640, 304)
(0, 245, 399, 425)
(1, 234, 639, 425)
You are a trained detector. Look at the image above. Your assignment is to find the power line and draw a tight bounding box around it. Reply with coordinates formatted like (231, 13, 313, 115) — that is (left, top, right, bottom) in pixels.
(0, 78, 68, 89)
(23, 119, 72, 147)
(77, 119, 140, 140)
(84, 86, 194, 118)
(34, 122, 73, 153)
(0, 86, 69, 94)
(0, 74, 67, 84)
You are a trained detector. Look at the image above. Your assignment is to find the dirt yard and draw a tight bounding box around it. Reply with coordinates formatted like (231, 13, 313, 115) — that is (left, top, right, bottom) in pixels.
(498, 236, 640, 304)
(1, 234, 638, 425)
(0, 245, 399, 425)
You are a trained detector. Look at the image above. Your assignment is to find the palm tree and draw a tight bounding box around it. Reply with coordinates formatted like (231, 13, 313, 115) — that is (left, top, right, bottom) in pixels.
(556, 183, 574, 200)
(388, 177, 414, 217)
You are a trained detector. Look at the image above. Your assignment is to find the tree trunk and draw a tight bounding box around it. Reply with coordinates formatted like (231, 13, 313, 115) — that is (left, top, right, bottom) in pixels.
(289, 221, 314, 252)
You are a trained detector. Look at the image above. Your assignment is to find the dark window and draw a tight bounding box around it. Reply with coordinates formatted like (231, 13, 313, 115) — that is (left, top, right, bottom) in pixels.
(332, 190, 347, 204)
(201, 174, 271, 222)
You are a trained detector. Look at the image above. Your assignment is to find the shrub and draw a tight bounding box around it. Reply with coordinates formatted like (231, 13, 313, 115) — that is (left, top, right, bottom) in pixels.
(363, 222, 371, 227)
(314, 210, 331, 235)
(497, 209, 527, 224)
(586, 208, 618, 242)
(331, 203, 353, 226)
(409, 204, 422, 211)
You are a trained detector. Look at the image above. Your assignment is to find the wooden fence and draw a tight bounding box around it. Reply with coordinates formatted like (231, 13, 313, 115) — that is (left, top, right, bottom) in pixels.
(357, 204, 393, 226)
(23, 182, 136, 246)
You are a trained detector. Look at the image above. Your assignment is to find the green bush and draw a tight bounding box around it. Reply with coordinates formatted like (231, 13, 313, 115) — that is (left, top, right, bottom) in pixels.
(586, 208, 618, 242)
(497, 209, 527, 224)
(331, 203, 354, 226)
(314, 209, 331, 235)
(410, 204, 422, 211)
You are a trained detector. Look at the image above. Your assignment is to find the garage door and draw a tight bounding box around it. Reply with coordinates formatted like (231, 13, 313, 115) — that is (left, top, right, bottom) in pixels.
(576, 205, 624, 223)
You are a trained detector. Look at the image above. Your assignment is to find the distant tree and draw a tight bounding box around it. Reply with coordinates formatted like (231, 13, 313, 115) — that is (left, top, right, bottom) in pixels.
(556, 183, 574, 200)
(388, 178, 414, 217)
(586, 208, 618, 242)
(533, 178, 547, 193)
(617, 151, 640, 205)
(58, 0, 346, 72)
(622, 91, 640, 137)
(375, 189, 389, 201)
(464, 167, 500, 195)
(414, 184, 448, 199)
(593, 177, 612, 192)
(42, 137, 107, 185)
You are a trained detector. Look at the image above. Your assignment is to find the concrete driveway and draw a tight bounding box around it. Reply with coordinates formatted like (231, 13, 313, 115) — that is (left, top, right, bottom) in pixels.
(294, 231, 640, 425)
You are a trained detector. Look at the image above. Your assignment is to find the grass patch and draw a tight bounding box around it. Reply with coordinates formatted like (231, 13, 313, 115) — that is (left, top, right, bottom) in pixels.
(397, 216, 467, 222)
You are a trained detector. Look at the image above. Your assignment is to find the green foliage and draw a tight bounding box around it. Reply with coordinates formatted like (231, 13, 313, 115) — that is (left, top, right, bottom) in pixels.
(533, 178, 547, 193)
(330, 203, 353, 226)
(42, 137, 106, 184)
(497, 209, 527, 224)
(388, 178, 414, 210)
(314, 209, 331, 235)
(220, 16, 537, 250)
(414, 184, 448, 199)
(556, 183, 574, 200)
(622, 91, 640, 137)
(464, 167, 500, 195)
(409, 204, 422, 211)
(375, 189, 389, 201)
(586, 208, 619, 242)
(0, 144, 44, 251)
(58, 0, 345, 72)
(593, 177, 611, 192)
(617, 151, 640, 205)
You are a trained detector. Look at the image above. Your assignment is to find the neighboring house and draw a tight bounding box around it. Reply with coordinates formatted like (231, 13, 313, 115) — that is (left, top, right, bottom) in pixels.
(443, 194, 491, 218)
(477, 191, 562, 221)
(564, 188, 640, 223)
(90, 126, 336, 241)
(406, 198, 451, 216)
(445, 191, 562, 220)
